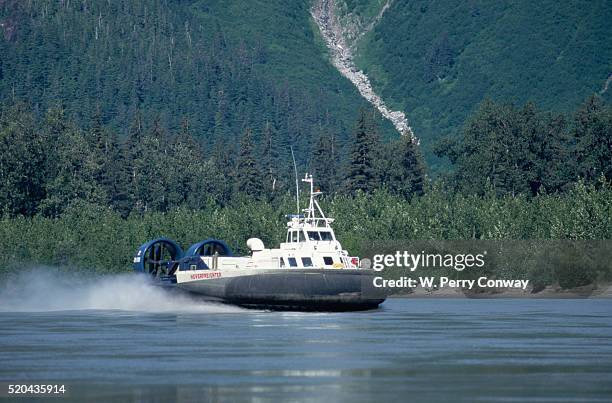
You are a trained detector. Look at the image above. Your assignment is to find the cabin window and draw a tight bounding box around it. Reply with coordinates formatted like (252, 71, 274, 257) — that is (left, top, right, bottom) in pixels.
(298, 231, 306, 242)
(288, 257, 298, 267)
(280, 257, 286, 268)
(320, 231, 333, 241)
(323, 256, 334, 265)
(291, 231, 299, 243)
(307, 231, 321, 241)
(302, 257, 313, 267)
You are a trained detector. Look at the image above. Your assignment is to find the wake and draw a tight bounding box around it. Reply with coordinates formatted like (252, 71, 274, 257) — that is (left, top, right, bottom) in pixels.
(0, 268, 246, 313)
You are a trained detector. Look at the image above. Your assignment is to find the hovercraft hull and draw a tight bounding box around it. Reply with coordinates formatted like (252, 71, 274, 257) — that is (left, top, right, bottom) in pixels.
(175, 269, 386, 311)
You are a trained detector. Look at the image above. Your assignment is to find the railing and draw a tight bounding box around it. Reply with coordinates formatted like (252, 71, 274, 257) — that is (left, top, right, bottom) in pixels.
(341, 256, 360, 269)
(304, 217, 334, 227)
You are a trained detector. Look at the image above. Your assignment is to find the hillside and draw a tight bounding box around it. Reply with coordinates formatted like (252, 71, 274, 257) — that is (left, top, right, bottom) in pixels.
(0, 0, 396, 165)
(349, 0, 612, 167)
(1, 0, 610, 172)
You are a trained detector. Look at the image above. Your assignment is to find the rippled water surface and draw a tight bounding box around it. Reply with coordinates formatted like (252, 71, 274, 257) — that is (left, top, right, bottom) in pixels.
(0, 273, 611, 402)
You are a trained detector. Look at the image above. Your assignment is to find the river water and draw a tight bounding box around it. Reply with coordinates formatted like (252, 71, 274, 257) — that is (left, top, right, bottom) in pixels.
(0, 272, 611, 402)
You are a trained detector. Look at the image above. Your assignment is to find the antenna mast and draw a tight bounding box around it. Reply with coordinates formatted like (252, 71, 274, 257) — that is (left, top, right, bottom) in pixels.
(290, 146, 299, 214)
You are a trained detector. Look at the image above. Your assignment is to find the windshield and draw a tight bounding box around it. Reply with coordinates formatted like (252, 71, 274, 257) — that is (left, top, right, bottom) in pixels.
(319, 231, 333, 241)
(307, 231, 321, 241)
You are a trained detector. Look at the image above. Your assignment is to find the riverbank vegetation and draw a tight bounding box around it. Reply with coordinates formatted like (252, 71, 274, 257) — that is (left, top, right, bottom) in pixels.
(1, 181, 609, 283)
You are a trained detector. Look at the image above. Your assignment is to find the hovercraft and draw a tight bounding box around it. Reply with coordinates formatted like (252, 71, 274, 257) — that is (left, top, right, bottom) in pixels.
(133, 174, 387, 311)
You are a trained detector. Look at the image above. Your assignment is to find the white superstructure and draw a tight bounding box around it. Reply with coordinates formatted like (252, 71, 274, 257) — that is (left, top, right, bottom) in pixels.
(174, 174, 360, 285)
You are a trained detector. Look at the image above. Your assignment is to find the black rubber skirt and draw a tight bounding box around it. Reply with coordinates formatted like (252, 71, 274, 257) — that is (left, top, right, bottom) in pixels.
(178, 269, 387, 312)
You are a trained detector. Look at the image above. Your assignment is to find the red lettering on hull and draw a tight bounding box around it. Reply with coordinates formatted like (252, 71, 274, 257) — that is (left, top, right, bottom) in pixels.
(190, 272, 222, 280)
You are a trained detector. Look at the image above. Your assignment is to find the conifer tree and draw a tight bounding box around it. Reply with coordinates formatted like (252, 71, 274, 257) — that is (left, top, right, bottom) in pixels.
(125, 111, 146, 211)
(383, 134, 426, 198)
(167, 119, 223, 209)
(0, 104, 46, 216)
(534, 113, 574, 193)
(41, 105, 70, 182)
(573, 95, 612, 183)
(143, 119, 171, 211)
(311, 125, 337, 194)
(88, 109, 130, 216)
(235, 127, 262, 197)
(211, 127, 237, 203)
(105, 141, 131, 217)
(260, 120, 279, 195)
(126, 116, 169, 212)
(39, 120, 107, 217)
(213, 110, 227, 141)
(344, 109, 381, 194)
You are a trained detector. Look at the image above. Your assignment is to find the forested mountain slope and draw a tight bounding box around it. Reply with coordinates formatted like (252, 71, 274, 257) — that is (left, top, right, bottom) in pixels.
(1, 0, 610, 172)
(350, 0, 612, 167)
(0, 0, 393, 163)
